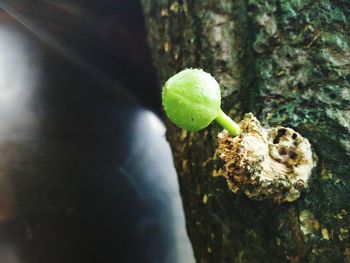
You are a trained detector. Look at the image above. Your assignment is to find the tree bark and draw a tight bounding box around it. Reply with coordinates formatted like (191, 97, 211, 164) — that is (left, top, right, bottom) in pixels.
(141, 1, 350, 262)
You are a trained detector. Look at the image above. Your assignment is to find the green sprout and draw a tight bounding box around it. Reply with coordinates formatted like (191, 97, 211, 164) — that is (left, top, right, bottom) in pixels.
(162, 68, 241, 136)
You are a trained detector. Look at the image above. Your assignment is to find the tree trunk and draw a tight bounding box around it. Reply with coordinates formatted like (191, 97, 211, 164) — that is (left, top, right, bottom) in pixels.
(141, 1, 350, 262)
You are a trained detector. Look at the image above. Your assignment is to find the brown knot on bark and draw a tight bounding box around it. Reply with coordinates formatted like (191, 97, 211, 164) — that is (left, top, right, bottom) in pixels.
(217, 113, 316, 203)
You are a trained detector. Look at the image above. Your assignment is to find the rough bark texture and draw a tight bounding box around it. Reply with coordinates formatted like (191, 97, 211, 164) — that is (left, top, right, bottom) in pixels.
(141, 1, 350, 262)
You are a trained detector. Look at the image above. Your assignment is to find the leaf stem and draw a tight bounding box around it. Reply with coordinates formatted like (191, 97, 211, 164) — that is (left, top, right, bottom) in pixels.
(215, 109, 241, 136)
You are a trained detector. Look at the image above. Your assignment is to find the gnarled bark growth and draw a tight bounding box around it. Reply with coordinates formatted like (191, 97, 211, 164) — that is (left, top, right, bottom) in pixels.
(217, 113, 316, 203)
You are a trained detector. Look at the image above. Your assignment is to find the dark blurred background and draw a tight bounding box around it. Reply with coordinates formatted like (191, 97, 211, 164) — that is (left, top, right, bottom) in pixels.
(0, 1, 194, 262)
(0, 0, 161, 112)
